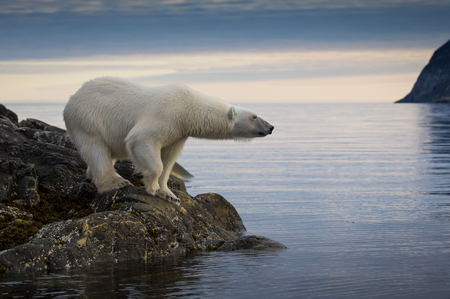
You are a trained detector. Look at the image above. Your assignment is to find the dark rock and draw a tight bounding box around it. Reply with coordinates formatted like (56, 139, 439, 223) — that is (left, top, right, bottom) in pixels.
(218, 235, 287, 251)
(0, 239, 55, 272)
(19, 118, 66, 135)
(29, 129, 76, 150)
(195, 193, 247, 233)
(15, 176, 40, 206)
(0, 158, 40, 206)
(0, 104, 19, 126)
(168, 174, 187, 193)
(0, 174, 14, 201)
(91, 185, 153, 213)
(0, 105, 24, 142)
(397, 39, 450, 103)
(0, 104, 285, 273)
(67, 181, 98, 200)
(18, 118, 75, 150)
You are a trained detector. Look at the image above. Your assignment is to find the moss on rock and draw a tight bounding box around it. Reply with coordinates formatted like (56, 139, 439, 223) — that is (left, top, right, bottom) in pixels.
(0, 220, 41, 251)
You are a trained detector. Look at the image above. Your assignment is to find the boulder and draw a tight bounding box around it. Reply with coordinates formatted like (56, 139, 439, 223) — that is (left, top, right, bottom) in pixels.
(218, 235, 287, 251)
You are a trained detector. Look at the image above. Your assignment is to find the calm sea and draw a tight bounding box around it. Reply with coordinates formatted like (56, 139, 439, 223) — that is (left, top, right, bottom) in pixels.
(2, 103, 450, 298)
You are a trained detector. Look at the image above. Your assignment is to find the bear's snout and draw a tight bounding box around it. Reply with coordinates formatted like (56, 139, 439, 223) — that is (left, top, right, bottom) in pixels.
(258, 125, 274, 136)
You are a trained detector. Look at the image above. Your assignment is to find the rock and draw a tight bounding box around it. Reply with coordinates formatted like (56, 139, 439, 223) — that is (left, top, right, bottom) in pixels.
(0, 105, 285, 273)
(0, 105, 25, 142)
(0, 204, 33, 220)
(171, 162, 194, 179)
(19, 118, 66, 135)
(0, 104, 18, 126)
(218, 235, 287, 251)
(15, 175, 40, 206)
(18, 119, 76, 150)
(396, 39, 450, 103)
(0, 158, 40, 206)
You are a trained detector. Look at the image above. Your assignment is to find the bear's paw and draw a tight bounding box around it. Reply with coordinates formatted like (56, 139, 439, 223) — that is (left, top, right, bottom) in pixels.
(156, 188, 181, 206)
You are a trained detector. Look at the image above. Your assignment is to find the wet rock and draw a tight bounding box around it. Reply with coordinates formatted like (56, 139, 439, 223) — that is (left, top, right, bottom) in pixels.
(0, 104, 285, 273)
(0, 239, 54, 273)
(218, 235, 287, 251)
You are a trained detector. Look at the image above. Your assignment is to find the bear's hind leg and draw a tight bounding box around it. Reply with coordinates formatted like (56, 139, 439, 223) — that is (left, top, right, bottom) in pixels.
(78, 138, 130, 193)
(126, 138, 163, 197)
(156, 137, 188, 206)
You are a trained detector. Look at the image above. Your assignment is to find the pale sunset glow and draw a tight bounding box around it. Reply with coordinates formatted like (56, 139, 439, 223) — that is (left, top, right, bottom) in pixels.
(0, 49, 434, 103)
(186, 73, 421, 103)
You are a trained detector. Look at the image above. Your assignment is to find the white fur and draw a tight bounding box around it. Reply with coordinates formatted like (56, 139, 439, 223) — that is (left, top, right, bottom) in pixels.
(63, 77, 273, 205)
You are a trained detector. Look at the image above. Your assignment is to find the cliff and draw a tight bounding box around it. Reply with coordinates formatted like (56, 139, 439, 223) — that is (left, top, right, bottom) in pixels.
(0, 104, 285, 273)
(396, 39, 450, 103)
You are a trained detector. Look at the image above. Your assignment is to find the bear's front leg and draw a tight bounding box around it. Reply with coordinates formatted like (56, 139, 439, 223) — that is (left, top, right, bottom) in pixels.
(155, 138, 188, 206)
(142, 175, 161, 196)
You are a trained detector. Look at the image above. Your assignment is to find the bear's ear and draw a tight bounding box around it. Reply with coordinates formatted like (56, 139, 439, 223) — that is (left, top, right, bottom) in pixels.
(228, 106, 236, 120)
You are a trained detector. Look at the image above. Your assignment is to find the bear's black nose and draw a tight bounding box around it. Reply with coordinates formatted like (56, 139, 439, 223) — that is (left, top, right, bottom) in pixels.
(270, 126, 274, 132)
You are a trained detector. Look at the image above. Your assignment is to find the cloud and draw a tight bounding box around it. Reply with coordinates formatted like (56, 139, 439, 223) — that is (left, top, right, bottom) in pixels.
(0, 48, 432, 76)
(1, 0, 449, 14)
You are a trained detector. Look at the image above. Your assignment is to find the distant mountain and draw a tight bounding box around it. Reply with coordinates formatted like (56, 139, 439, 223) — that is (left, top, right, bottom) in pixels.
(396, 39, 450, 103)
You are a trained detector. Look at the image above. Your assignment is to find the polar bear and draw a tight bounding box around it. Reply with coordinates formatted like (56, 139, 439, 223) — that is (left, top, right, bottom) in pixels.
(63, 77, 274, 205)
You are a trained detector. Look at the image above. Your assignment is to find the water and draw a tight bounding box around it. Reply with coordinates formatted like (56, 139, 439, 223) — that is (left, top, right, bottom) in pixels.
(2, 103, 450, 298)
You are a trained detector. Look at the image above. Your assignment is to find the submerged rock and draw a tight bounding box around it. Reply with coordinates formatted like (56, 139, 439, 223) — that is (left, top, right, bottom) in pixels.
(396, 39, 450, 103)
(0, 104, 285, 273)
(218, 235, 287, 251)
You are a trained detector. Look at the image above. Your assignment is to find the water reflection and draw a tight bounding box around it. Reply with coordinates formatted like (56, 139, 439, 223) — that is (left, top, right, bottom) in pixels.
(0, 251, 278, 298)
(419, 104, 450, 156)
(416, 105, 450, 220)
(0, 255, 200, 298)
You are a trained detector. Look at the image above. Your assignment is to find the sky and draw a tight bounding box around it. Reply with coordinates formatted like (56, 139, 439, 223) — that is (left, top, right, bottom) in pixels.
(0, 0, 449, 103)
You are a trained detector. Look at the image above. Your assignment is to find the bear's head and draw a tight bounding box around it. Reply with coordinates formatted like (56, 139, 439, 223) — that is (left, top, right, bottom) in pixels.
(228, 106, 274, 139)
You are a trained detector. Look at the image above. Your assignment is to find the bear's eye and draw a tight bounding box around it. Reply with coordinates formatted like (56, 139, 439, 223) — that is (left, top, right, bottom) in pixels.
(252, 115, 257, 120)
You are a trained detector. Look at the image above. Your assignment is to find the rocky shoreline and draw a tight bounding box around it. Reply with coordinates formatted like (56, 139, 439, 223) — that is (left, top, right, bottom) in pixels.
(0, 104, 285, 273)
